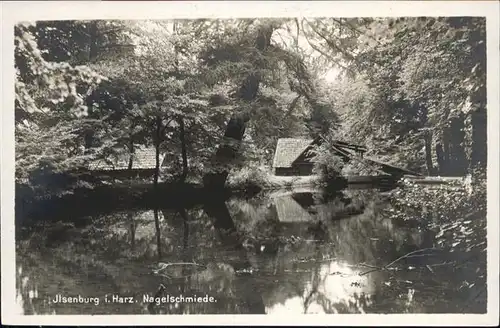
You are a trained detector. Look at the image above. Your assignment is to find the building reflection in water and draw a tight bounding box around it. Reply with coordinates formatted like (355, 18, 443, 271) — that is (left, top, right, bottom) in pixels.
(14, 188, 442, 315)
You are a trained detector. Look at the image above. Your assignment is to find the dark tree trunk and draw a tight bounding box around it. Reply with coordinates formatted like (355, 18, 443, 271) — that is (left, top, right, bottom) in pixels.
(424, 131, 434, 175)
(203, 201, 251, 256)
(448, 115, 468, 176)
(153, 116, 162, 259)
(83, 92, 97, 152)
(128, 138, 134, 170)
(202, 112, 250, 189)
(467, 18, 486, 174)
(202, 25, 274, 190)
(128, 212, 136, 250)
(83, 131, 94, 153)
(178, 206, 189, 315)
(470, 107, 487, 171)
(436, 143, 446, 175)
(202, 201, 266, 313)
(178, 208, 190, 251)
(179, 117, 188, 182)
(441, 127, 452, 176)
(88, 21, 99, 62)
(153, 208, 162, 259)
(153, 116, 162, 189)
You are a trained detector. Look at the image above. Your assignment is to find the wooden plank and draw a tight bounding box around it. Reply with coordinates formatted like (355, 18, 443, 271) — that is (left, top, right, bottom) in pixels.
(335, 147, 390, 176)
(404, 176, 465, 185)
(331, 144, 353, 160)
(331, 139, 367, 148)
(347, 175, 391, 184)
(319, 134, 420, 176)
(332, 140, 368, 152)
(363, 156, 422, 176)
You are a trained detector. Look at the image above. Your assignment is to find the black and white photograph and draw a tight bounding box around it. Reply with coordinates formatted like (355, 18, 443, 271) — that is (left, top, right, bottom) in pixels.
(1, 1, 499, 326)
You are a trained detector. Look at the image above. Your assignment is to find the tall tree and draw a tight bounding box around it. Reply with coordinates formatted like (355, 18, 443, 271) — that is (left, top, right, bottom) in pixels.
(326, 17, 486, 176)
(35, 20, 135, 64)
(202, 22, 277, 189)
(14, 23, 104, 183)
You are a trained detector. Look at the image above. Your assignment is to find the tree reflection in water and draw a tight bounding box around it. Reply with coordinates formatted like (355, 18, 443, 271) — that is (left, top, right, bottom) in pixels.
(15, 188, 485, 314)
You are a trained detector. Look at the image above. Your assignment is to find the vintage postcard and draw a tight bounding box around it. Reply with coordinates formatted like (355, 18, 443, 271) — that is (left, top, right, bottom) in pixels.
(1, 0, 499, 326)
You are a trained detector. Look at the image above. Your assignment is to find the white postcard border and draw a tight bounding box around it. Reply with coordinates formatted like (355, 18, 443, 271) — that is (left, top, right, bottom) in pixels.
(1, 1, 499, 326)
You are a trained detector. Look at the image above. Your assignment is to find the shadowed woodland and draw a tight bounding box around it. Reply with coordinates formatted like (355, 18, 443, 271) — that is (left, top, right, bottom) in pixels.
(14, 17, 487, 315)
(16, 18, 486, 194)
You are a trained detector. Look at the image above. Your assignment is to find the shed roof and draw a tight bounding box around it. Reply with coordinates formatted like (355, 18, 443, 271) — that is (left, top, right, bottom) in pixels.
(88, 147, 166, 171)
(272, 138, 314, 168)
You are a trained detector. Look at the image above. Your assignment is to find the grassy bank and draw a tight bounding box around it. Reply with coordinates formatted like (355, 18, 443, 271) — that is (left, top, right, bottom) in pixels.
(226, 166, 323, 191)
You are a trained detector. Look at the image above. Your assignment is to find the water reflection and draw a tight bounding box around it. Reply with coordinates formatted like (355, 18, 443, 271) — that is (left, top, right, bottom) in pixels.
(265, 261, 374, 314)
(15, 188, 485, 314)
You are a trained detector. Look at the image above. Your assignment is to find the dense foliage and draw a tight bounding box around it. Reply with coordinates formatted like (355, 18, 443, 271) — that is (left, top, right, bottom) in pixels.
(14, 17, 489, 316)
(15, 19, 338, 190)
(15, 17, 487, 190)
(15, 23, 105, 184)
(323, 17, 486, 177)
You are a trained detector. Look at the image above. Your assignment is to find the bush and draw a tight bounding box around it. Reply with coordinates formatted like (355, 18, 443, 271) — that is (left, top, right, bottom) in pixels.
(312, 144, 345, 183)
(389, 174, 487, 254)
(226, 165, 270, 190)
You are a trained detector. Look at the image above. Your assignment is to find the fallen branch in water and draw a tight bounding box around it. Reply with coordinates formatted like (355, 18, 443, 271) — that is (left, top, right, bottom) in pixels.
(385, 248, 437, 268)
(294, 257, 338, 264)
(359, 248, 438, 276)
(427, 261, 454, 267)
(357, 263, 382, 270)
(153, 262, 207, 275)
(359, 268, 385, 276)
(155, 262, 204, 269)
(156, 272, 202, 280)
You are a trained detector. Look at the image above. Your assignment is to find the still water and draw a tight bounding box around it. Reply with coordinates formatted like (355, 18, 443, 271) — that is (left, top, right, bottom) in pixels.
(15, 187, 486, 314)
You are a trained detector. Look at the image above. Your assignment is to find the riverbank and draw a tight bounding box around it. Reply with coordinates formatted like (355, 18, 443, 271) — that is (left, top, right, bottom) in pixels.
(15, 167, 471, 228)
(14, 171, 328, 228)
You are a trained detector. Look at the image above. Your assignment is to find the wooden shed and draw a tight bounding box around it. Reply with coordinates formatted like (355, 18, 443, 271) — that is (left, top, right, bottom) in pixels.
(87, 147, 168, 179)
(272, 138, 319, 176)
